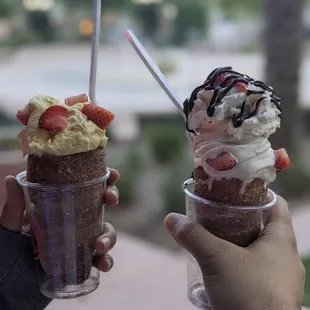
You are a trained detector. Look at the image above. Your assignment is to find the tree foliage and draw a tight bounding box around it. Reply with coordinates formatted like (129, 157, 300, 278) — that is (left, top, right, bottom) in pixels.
(218, 0, 260, 18)
(60, 0, 131, 10)
(0, 0, 18, 17)
(172, 0, 207, 45)
(263, 0, 304, 156)
(132, 3, 160, 40)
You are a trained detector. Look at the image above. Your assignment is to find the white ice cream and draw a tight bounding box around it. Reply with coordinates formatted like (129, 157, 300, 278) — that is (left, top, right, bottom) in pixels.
(188, 83, 281, 190)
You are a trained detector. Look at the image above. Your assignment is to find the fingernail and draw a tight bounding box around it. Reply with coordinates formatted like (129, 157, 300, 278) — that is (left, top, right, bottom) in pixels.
(101, 237, 111, 249)
(105, 257, 113, 271)
(111, 188, 119, 204)
(111, 188, 118, 197)
(164, 213, 185, 233)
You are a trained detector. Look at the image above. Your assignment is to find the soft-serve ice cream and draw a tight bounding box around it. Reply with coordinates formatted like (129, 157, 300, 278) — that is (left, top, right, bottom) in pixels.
(183, 67, 290, 309)
(183, 66, 290, 205)
(15, 94, 114, 298)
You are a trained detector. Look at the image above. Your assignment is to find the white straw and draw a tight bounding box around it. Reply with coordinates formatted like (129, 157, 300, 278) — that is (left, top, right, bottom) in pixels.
(125, 29, 192, 141)
(89, 0, 102, 104)
(125, 29, 185, 119)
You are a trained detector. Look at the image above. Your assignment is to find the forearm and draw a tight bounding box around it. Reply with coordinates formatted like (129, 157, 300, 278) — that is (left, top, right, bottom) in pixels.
(0, 226, 52, 310)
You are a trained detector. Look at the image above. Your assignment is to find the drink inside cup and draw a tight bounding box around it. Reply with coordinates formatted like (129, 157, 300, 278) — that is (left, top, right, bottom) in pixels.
(16, 94, 114, 299)
(180, 67, 291, 309)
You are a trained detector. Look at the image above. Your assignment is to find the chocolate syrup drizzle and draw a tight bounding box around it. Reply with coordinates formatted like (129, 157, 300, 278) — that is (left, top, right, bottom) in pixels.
(183, 67, 281, 134)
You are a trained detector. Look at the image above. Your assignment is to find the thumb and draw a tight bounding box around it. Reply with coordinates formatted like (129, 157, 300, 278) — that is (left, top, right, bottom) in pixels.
(164, 213, 231, 263)
(266, 195, 292, 226)
(0, 176, 25, 232)
(257, 195, 297, 247)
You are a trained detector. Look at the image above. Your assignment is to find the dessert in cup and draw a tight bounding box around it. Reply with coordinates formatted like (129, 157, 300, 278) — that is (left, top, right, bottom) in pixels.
(183, 67, 290, 309)
(16, 94, 114, 299)
(125, 32, 291, 310)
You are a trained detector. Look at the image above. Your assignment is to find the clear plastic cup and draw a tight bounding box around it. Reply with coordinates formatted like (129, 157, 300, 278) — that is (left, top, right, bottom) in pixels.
(183, 178, 277, 310)
(16, 169, 110, 299)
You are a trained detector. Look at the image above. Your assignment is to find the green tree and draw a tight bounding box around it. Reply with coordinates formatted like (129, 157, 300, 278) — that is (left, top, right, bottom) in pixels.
(26, 11, 55, 42)
(172, 0, 207, 46)
(218, 0, 260, 18)
(161, 162, 192, 215)
(132, 3, 160, 40)
(147, 124, 185, 165)
(263, 0, 304, 156)
(263, 0, 307, 198)
(60, 0, 130, 11)
(0, 0, 18, 17)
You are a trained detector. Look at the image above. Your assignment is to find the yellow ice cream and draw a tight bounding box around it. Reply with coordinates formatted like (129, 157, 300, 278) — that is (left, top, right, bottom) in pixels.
(18, 95, 108, 156)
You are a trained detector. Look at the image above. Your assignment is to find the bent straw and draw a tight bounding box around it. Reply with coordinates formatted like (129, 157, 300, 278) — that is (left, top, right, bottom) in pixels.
(125, 29, 185, 120)
(125, 29, 192, 141)
(89, 0, 102, 104)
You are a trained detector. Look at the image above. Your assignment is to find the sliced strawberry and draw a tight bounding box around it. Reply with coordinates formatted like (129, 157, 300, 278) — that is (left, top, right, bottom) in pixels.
(234, 81, 248, 93)
(274, 148, 291, 171)
(82, 104, 114, 130)
(16, 106, 32, 125)
(214, 72, 229, 87)
(65, 94, 88, 106)
(206, 152, 237, 171)
(39, 105, 69, 133)
(214, 72, 247, 93)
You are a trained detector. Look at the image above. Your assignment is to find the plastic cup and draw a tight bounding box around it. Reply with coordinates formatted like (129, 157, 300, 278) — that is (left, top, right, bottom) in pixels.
(16, 169, 110, 299)
(183, 178, 277, 310)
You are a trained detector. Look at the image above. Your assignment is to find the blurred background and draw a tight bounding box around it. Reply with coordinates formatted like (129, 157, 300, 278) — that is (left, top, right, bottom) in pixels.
(0, 0, 309, 309)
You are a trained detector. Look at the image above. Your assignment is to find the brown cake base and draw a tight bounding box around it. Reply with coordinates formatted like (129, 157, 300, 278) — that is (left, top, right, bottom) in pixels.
(194, 166, 268, 206)
(26, 147, 107, 289)
(188, 166, 271, 247)
(27, 147, 107, 185)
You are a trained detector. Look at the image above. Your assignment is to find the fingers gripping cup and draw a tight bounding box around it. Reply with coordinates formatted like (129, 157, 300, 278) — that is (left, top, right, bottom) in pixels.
(16, 170, 110, 299)
(183, 178, 277, 310)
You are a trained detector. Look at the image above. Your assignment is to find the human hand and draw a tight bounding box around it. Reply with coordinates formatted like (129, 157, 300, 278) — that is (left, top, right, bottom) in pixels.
(92, 168, 120, 272)
(0, 168, 120, 273)
(165, 196, 306, 310)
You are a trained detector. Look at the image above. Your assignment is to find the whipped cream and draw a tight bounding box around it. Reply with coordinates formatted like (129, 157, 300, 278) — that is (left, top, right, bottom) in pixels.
(18, 96, 108, 157)
(186, 70, 281, 189)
